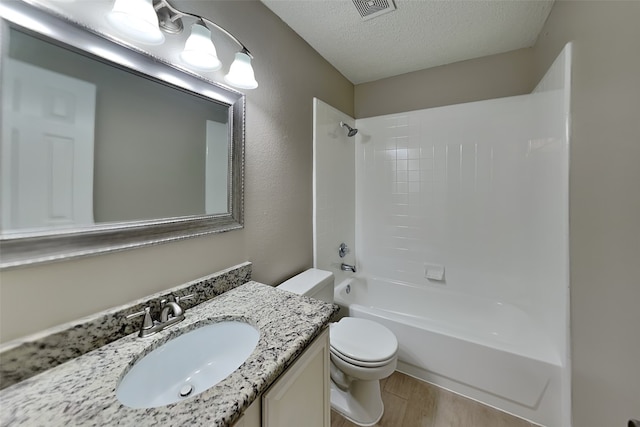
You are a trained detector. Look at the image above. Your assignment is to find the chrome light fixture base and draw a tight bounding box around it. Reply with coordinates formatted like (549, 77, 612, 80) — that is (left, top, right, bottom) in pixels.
(154, 1, 183, 35)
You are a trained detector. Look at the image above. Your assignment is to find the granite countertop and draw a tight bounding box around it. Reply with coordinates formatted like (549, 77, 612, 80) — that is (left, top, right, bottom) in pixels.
(0, 281, 338, 427)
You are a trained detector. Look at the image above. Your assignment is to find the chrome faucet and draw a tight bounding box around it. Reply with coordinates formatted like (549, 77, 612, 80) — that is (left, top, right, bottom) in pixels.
(341, 263, 357, 273)
(160, 300, 184, 323)
(127, 293, 194, 338)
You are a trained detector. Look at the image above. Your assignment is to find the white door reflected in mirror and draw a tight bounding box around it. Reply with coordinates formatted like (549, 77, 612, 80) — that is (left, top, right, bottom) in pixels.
(1, 58, 96, 233)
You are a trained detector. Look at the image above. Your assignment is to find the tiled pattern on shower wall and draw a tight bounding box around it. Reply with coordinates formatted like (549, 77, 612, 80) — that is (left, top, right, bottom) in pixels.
(313, 98, 357, 282)
(355, 87, 568, 354)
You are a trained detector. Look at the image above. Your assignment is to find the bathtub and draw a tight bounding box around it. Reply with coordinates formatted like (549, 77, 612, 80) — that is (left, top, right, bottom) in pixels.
(334, 276, 563, 427)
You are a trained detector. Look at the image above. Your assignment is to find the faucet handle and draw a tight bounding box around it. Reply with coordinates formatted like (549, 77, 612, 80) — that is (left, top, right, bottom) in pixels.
(126, 307, 154, 335)
(175, 293, 194, 305)
(338, 243, 350, 258)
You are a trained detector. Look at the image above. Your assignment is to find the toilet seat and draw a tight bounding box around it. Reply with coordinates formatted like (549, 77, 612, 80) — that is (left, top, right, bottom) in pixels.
(330, 317, 398, 365)
(330, 347, 396, 368)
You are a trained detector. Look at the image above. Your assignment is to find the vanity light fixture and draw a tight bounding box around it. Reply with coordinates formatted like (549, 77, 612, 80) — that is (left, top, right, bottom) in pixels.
(224, 49, 258, 90)
(107, 0, 165, 45)
(107, 0, 258, 89)
(180, 21, 221, 72)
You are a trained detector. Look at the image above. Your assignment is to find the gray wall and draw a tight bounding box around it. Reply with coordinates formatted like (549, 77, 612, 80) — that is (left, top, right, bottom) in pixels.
(354, 2, 640, 426)
(354, 48, 536, 118)
(0, 1, 354, 342)
(532, 2, 640, 426)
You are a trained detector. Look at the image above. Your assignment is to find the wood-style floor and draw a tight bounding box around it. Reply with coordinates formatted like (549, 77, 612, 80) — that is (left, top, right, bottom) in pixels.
(331, 371, 537, 427)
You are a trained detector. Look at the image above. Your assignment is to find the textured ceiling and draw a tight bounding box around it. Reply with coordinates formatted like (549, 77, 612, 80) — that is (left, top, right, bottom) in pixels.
(261, 0, 554, 84)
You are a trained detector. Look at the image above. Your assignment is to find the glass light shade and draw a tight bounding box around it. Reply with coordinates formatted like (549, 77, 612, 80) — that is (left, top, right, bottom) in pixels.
(179, 24, 222, 72)
(107, 0, 164, 45)
(224, 52, 258, 90)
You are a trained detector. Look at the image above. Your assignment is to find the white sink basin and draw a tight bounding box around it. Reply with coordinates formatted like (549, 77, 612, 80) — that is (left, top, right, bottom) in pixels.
(116, 321, 260, 408)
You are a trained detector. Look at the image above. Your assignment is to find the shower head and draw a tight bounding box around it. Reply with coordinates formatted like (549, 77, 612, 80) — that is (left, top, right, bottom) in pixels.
(340, 121, 358, 137)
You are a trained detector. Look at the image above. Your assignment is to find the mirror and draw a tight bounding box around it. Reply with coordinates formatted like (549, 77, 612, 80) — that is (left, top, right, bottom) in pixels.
(0, 1, 245, 269)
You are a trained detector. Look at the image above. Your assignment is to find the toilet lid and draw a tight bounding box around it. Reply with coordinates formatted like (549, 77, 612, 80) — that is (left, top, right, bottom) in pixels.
(330, 317, 398, 363)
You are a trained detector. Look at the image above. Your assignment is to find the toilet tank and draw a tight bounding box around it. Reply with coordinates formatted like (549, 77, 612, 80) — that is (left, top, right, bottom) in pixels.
(277, 268, 335, 303)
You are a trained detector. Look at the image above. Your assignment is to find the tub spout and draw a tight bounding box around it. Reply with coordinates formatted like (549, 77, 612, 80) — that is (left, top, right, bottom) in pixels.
(341, 263, 356, 273)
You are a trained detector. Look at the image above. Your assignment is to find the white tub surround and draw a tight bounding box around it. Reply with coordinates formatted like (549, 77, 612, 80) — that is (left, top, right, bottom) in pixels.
(314, 45, 572, 427)
(313, 98, 357, 285)
(0, 282, 338, 427)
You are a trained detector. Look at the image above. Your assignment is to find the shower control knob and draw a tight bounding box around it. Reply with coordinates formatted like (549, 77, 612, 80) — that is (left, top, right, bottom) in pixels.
(338, 243, 350, 258)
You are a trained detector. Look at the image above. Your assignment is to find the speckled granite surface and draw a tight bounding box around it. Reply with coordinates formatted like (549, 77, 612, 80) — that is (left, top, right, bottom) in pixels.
(0, 281, 338, 427)
(0, 262, 252, 389)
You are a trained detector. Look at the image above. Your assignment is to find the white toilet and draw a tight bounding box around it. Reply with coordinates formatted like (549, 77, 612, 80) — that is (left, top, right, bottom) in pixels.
(278, 268, 398, 426)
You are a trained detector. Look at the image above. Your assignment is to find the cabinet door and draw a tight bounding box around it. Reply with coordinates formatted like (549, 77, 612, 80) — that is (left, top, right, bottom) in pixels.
(262, 328, 330, 427)
(232, 397, 261, 427)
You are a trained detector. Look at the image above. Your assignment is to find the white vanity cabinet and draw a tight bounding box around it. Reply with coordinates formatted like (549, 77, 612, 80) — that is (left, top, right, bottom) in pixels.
(232, 399, 261, 427)
(232, 328, 330, 427)
(263, 328, 330, 427)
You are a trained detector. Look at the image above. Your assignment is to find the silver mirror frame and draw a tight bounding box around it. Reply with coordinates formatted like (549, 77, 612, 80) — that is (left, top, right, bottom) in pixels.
(0, 1, 245, 269)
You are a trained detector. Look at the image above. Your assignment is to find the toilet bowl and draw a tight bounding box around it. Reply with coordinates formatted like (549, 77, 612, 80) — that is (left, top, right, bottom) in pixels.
(329, 317, 398, 426)
(278, 269, 398, 426)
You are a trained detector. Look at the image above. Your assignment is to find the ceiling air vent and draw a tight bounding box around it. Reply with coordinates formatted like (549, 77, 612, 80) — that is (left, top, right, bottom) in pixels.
(352, 0, 396, 21)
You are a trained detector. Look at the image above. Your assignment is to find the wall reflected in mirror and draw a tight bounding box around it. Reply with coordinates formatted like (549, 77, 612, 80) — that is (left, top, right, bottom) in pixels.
(1, 28, 231, 235)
